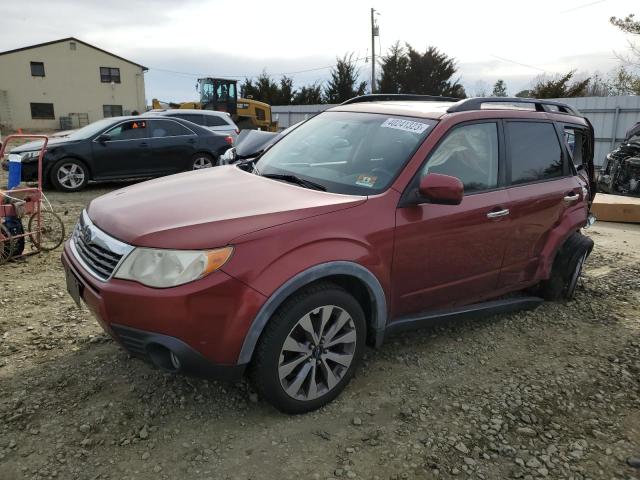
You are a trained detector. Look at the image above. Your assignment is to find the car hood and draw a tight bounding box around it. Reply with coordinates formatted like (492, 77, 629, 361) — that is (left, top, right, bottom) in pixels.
(11, 137, 77, 154)
(87, 166, 366, 249)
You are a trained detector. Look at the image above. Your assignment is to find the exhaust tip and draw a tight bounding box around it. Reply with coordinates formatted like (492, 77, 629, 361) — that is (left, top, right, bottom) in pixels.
(147, 343, 180, 373)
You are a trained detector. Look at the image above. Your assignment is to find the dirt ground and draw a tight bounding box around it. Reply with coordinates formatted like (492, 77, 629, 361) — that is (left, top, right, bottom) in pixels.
(1, 183, 639, 480)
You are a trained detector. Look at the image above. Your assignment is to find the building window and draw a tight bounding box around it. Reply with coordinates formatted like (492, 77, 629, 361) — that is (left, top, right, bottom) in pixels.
(103, 105, 123, 118)
(30, 103, 55, 120)
(69, 41, 77, 50)
(100, 67, 121, 83)
(30, 62, 45, 77)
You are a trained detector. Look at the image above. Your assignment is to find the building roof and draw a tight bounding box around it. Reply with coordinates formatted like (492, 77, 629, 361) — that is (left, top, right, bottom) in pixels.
(0, 37, 148, 71)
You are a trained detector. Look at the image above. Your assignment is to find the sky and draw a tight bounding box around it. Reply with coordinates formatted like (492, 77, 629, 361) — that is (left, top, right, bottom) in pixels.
(1, 0, 638, 102)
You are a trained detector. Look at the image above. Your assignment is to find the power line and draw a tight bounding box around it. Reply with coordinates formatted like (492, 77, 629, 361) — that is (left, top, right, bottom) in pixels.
(559, 0, 606, 14)
(147, 56, 370, 80)
(489, 54, 552, 73)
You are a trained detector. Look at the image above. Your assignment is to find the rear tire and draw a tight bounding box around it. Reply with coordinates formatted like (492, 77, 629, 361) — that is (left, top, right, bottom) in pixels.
(250, 282, 366, 414)
(191, 153, 215, 170)
(540, 232, 594, 301)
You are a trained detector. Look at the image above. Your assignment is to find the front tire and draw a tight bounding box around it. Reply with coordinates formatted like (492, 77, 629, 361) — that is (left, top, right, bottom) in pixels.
(50, 159, 89, 192)
(250, 282, 366, 414)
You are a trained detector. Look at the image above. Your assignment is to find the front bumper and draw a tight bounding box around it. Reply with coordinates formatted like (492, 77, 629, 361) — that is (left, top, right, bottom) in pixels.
(62, 241, 266, 380)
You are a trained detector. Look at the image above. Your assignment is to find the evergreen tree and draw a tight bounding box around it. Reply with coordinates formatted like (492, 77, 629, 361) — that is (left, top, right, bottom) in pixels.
(491, 79, 508, 97)
(324, 54, 367, 104)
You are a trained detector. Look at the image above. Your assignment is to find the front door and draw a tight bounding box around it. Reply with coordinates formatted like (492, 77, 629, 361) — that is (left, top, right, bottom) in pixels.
(392, 121, 511, 317)
(91, 119, 150, 178)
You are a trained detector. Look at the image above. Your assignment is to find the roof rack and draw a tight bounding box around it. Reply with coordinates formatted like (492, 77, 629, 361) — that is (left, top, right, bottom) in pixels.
(446, 97, 581, 116)
(341, 94, 461, 105)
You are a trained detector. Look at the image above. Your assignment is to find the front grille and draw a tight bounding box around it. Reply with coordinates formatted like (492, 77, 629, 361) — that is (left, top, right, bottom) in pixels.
(73, 227, 123, 279)
(70, 210, 134, 281)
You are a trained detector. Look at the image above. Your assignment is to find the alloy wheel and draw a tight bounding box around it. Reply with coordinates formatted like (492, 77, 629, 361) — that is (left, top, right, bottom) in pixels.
(278, 305, 357, 401)
(192, 157, 213, 170)
(57, 163, 85, 189)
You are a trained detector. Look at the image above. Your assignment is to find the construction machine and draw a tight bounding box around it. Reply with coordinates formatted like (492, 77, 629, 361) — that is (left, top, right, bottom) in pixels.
(151, 78, 277, 132)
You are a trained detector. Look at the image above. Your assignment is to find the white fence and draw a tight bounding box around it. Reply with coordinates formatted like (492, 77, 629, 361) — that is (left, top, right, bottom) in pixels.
(272, 96, 640, 166)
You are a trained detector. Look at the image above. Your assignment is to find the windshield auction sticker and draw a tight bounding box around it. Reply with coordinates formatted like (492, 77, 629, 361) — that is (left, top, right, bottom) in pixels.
(356, 175, 377, 188)
(381, 118, 430, 134)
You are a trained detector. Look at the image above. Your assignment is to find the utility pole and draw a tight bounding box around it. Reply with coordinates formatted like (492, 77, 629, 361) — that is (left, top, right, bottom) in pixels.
(371, 8, 378, 94)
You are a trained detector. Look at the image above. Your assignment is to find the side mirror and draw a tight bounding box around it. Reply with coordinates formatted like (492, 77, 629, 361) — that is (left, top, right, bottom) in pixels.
(418, 173, 464, 205)
(96, 134, 111, 143)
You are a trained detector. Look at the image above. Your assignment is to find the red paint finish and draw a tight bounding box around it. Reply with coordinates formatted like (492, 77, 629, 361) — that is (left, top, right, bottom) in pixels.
(67, 103, 594, 369)
(62, 244, 266, 364)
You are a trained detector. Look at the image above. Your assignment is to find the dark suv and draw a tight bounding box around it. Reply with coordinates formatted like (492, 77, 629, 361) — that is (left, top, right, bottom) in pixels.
(62, 95, 596, 413)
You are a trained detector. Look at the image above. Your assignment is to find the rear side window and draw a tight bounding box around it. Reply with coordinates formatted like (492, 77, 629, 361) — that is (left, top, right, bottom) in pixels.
(507, 122, 562, 184)
(173, 114, 204, 125)
(204, 115, 228, 127)
(423, 122, 499, 193)
(149, 120, 193, 138)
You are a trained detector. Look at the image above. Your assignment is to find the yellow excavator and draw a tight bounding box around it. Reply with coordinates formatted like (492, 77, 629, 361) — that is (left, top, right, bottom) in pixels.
(151, 78, 277, 132)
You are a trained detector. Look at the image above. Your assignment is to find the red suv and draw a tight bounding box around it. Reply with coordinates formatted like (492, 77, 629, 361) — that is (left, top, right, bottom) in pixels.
(62, 95, 596, 413)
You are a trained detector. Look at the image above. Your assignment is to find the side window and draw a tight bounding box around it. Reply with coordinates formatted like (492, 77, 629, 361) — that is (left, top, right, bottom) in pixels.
(204, 115, 227, 127)
(564, 126, 588, 170)
(105, 120, 147, 140)
(423, 122, 499, 193)
(507, 122, 563, 184)
(150, 120, 193, 138)
(174, 114, 204, 125)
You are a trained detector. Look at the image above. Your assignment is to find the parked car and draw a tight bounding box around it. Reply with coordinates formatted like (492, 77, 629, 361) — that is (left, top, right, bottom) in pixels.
(62, 95, 596, 413)
(143, 109, 240, 141)
(597, 134, 640, 196)
(3, 116, 233, 192)
(221, 122, 302, 164)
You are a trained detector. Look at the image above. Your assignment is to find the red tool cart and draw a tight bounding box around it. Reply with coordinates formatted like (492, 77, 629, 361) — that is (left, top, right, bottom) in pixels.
(0, 135, 65, 264)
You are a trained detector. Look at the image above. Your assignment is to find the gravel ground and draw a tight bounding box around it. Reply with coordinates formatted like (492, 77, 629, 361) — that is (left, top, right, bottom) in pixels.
(1, 183, 639, 480)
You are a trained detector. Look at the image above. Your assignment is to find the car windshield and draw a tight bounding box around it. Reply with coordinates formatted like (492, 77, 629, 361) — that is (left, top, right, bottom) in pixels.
(65, 118, 124, 140)
(255, 111, 436, 195)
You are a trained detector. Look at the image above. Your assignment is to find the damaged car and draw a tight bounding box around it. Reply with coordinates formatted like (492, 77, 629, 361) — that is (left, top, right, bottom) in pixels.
(597, 136, 640, 196)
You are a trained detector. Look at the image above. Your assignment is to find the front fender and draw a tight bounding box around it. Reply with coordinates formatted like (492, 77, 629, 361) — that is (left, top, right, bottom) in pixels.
(235, 261, 388, 365)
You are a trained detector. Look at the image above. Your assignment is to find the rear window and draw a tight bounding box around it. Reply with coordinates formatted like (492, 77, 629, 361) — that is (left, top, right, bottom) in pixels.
(204, 115, 228, 127)
(507, 122, 563, 184)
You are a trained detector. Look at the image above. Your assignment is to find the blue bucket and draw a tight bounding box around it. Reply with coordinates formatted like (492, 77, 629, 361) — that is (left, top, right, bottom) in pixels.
(7, 154, 21, 189)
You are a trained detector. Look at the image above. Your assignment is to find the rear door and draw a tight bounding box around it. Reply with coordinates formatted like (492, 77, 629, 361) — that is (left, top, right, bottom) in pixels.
(91, 119, 150, 178)
(392, 121, 512, 316)
(148, 119, 198, 173)
(499, 120, 583, 287)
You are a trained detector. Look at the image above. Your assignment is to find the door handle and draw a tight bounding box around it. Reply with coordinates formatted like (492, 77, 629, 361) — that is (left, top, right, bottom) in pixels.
(140, 142, 149, 148)
(563, 193, 580, 202)
(487, 208, 510, 219)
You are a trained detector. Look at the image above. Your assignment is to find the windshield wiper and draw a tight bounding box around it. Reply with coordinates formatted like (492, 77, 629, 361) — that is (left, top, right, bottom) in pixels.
(260, 173, 327, 191)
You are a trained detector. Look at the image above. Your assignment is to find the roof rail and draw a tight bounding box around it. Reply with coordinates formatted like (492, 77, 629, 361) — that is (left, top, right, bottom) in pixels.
(447, 97, 581, 116)
(341, 94, 461, 105)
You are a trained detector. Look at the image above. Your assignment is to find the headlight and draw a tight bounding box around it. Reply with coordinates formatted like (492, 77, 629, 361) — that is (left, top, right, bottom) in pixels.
(20, 151, 40, 162)
(113, 246, 233, 288)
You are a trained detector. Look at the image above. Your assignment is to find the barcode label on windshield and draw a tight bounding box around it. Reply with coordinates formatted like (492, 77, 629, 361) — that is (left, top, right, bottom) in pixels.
(381, 118, 430, 134)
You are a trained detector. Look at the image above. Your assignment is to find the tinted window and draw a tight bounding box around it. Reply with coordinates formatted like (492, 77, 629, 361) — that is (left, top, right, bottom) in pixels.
(149, 120, 193, 138)
(507, 122, 562, 184)
(204, 115, 227, 127)
(30, 103, 54, 119)
(423, 123, 499, 193)
(105, 120, 147, 140)
(174, 114, 204, 125)
(30, 61, 45, 77)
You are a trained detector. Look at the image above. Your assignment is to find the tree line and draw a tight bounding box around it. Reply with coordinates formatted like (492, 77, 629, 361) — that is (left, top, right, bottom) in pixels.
(241, 12, 640, 105)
